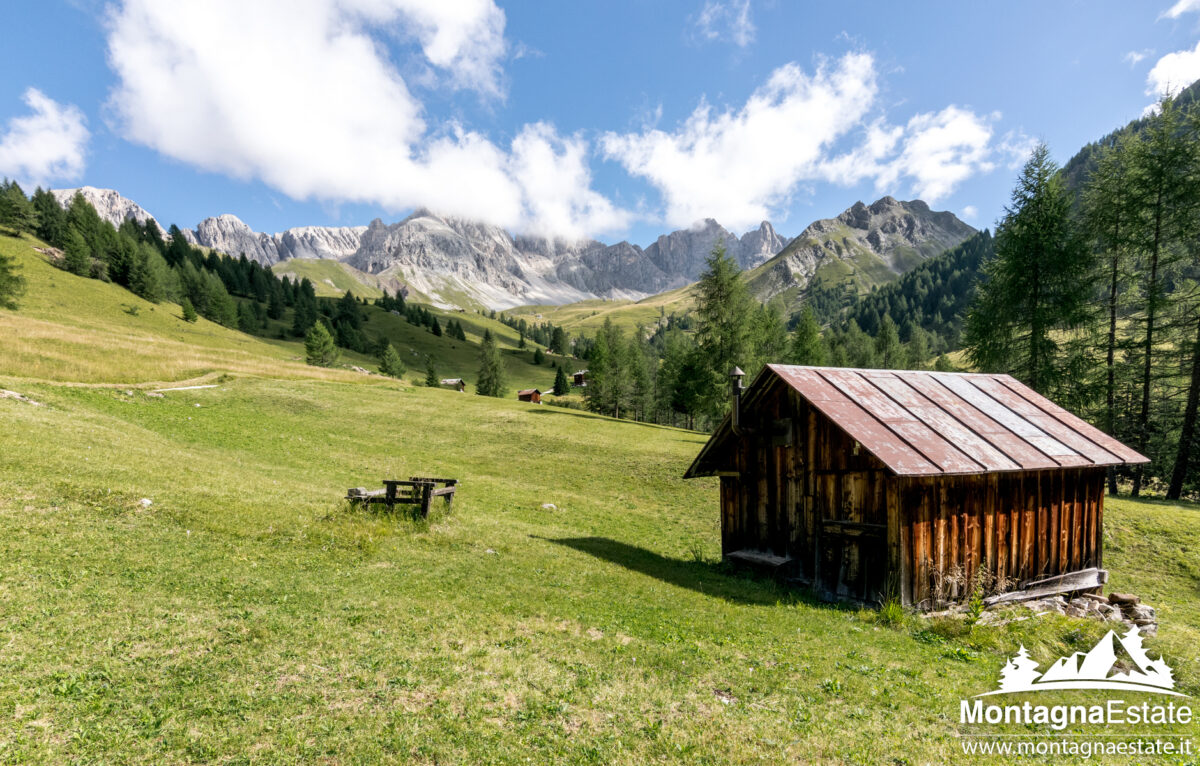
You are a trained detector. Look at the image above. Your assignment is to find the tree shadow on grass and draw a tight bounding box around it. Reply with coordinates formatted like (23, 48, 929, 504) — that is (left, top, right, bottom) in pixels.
(535, 535, 832, 609)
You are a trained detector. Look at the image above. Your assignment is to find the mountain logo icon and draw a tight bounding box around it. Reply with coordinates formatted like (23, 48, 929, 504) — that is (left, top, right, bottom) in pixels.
(977, 627, 1187, 697)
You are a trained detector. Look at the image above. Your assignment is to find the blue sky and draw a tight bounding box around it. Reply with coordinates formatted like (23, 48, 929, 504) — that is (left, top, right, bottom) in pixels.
(3, 1, 1200, 247)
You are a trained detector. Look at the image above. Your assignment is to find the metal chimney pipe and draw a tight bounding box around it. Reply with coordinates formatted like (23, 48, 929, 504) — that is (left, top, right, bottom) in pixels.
(730, 366, 746, 435)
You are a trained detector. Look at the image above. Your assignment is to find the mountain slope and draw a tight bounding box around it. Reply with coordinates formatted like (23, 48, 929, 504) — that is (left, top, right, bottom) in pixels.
(51, 187, 164, 235)
(184, 213, 367, 263)
(48, 188, 793, 311)
(746, 197, 976, 311)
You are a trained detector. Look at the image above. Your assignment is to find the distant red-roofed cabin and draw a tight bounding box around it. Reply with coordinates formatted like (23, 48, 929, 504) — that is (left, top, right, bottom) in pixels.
(684, 365, 1149, 609)
(517, 388, 542, 404)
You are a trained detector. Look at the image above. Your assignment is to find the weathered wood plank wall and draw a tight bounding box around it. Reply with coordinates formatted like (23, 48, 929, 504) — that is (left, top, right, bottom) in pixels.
(716, 378, 1108, 607)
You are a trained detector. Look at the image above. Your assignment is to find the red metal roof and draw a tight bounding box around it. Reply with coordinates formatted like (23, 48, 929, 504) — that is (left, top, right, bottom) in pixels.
(687, 365, 1149, 478)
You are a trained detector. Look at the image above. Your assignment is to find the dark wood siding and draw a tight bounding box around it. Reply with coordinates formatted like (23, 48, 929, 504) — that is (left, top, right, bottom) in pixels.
(894, 467, 1106, 607)
(715, 376, 1110, 608)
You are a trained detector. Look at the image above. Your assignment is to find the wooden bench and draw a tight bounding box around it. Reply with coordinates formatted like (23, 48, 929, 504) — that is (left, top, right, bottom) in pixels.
(346, 477, 458, 518)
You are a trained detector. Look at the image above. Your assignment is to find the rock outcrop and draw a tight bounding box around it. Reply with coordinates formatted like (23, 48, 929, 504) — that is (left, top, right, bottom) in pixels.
(51, 187, 163, 235)
(50, 187, 970, 311)
(185, 214, 367, 263)
(746, 197, 975, 304)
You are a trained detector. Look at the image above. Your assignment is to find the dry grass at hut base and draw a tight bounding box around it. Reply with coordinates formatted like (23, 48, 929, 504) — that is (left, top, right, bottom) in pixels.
(0, 233, 1197, 763)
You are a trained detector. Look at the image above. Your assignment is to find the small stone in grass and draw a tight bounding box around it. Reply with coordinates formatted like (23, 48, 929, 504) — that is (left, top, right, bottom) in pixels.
(139, 498, 152, 508)
(485, 549, 497, 555)
(541, 503, 557, 511)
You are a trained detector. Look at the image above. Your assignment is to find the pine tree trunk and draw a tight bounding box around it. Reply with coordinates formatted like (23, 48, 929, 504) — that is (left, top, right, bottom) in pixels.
(1106, 251, 1120, 495)
(1028, 263, 1042, 392)
(1132, 202, 1163, 498)
(1168, 315, 1200, 499)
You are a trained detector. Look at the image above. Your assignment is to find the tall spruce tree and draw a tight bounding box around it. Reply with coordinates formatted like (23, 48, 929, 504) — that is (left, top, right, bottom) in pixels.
(0, 181, 36, 234)
(790, 304, 827, 366)
(965, 142, 1093, 404)
(553, 364, 569, 396)
(694, 241, 753, 421)
(476, 329, 507, 397)
(31, 188, 66, 247)
(1125, 97, 1200, 495)
(378, 342, 406, 379)
(62, 227, 91, 276)
(874, 314, 907, 369)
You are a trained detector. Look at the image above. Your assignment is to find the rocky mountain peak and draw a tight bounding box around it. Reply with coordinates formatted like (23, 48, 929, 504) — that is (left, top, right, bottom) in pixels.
(748, 196, 976, 305)
(50, 186, 163, 234)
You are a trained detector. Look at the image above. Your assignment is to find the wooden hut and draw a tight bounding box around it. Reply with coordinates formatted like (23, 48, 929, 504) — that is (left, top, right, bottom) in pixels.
(683, 365, 1148, 608)
(572, 370, 589, 387)
(440, 378, 466, 392)
(517, 388, 542, 404)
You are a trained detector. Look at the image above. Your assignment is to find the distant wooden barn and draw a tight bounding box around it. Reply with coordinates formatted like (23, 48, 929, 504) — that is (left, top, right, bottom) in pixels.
(517, 388, 542, 404)
(440, 378, 466, 392)
(572, 370, 589, 387)
(684, 365, 1148, 608)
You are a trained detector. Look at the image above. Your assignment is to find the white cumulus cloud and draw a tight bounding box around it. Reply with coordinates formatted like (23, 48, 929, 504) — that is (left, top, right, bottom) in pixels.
(1161, 0, 1200, 18)
(603, 53, 1010, 230)
(0, 88, 89, 188)
(1124, 49, 1153, 66)
(1146, 41, 1200, 96)
(961, 205, 978, 221)
(103, 0, 624, 238)
(693, 0, 755, 47)
(602, 53, 879, 229)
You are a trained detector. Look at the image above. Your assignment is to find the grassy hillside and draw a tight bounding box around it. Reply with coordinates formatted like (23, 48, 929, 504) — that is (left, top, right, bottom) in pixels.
(1, 233, 1197, 763)
(270, 259, 393, 300)
(509, 284, 696, 336)
(0, 234, 572, 393)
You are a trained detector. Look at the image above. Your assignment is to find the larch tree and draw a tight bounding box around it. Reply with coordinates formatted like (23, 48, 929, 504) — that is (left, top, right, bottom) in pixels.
(965, 142, 1093, 406)
(1124, 97, 1200, 496)
(1082, 135, 1137, 494)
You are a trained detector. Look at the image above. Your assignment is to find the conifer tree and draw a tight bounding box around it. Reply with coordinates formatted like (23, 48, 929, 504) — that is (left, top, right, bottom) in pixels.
(1083, 136, 1136, 494)
(553, 364, 569, 396)
(1124, 98, 1200, 495)
(180, 298, 198, 323)
(694, 241, 753, 419)
(965, 142, 1093, 404)
(62, 227, 91, 276)
(424, 357, 439, 387)
(378, 342, 406, 379)
(874, 315, 907, 369)
(0, 181, 36, 234)
(0, 248, 26, 310)
(549, 326, 568, 354)
(476, 329, 507, 397)
(305, 321, 338, 367)
(532, 346, 545, 365)
(790, 304, 827, 366)
(31, 187, 66, 247)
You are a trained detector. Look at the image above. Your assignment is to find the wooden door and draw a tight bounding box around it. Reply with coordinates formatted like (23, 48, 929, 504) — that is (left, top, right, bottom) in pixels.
(816, 471, 887, 602)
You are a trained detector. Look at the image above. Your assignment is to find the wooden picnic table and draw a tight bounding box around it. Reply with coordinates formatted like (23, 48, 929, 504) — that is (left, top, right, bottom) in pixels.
(346, 477, 458, 518)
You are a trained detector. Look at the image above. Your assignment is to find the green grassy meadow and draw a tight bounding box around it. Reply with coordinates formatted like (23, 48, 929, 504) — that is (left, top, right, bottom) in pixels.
(1, 235, 1198, 763)
(270, 259, 390, 300)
